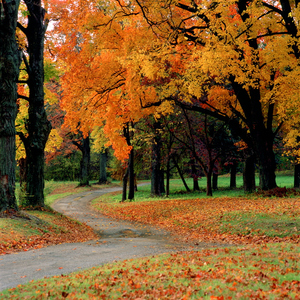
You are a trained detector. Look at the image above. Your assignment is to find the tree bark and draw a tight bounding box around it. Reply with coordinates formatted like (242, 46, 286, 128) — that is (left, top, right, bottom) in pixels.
(206, 170, 213, 196)
(191, 158, 200, 191)
(19, 1, 51, 207)
(294, 164, 300, 188)
(212, 172, 218, 190)
(121, 168, 128, 202)
(73, 136, 90, 186)
(166, 155, 170, 196)
(122, 123, 135, 201)
(0, 0, 21, 212)
(128, 148, 135, 201)
(99, 149, 107, 184)
(151, 121, 164, 195)
(230, 161, 237, 189)
(254, 133, 277, 190)
(243, 155, 256, 193)
(19, 158, 27, 190)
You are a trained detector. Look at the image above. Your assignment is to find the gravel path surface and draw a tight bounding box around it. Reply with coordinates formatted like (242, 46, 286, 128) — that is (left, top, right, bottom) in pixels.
(0, 187, 222, 291)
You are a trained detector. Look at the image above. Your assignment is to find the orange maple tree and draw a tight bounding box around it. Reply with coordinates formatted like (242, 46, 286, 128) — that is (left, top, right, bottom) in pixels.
(49, 0, 158, 161)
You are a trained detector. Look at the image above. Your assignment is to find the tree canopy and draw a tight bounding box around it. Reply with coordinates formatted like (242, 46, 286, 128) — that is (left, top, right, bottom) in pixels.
(49, 0, 300, 191)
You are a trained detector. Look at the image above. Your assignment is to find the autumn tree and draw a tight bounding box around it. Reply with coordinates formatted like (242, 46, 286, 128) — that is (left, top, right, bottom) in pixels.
(50, 0, 300, 194)
(50, 0, 161, 200)
(0, 0, 21, 212)
(115, 0, 300, 191)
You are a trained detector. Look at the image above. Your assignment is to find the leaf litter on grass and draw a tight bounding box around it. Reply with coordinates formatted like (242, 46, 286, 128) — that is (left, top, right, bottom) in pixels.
(92, 197, 300, 245)
(1, 182, 122, 255)
(0, 209, 97, 255)
(1, 243, 299, 299)
(1, 194, 300, 298)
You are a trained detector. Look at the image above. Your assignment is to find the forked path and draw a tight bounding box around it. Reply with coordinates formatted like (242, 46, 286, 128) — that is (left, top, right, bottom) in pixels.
(0, 187, 221, 291)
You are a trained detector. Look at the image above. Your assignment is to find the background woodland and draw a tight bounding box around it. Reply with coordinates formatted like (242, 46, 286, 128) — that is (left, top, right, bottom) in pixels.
(2, 0, 300, 210)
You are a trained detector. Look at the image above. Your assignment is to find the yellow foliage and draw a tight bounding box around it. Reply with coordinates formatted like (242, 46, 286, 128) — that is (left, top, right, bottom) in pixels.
(45, 129, 63, 153)
(45, 87, 59, 105)
(91, 126, 109, 153)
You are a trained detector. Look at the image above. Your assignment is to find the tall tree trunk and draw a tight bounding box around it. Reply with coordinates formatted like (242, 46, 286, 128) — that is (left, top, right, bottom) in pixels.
(121, 168, 128, 202)
(243, 155, 256, 193)
(79, 137, 90, 186)
(231, 60, 277, 191)
(99, 149, 107, 184)
(18, 158, 27, 201)
(254, 136, 277, 191)
(160, 169, 165, 194)
(212, 172, 218, 190)
(128, 148, 135, 201)
(230, 161, 237, 189)
(0, 0, 21, 212)
(191, 158, 200, 191)
(123, 122, 135, 201)
(23, 146, 48, 206)
(206, 170, 213, 196)
(72, 135, 90, 186)
(151, 121, 164, 196)
(294, 164, 300, 188)
(166, 155, 170, 197)
(19, 1, 51, 207)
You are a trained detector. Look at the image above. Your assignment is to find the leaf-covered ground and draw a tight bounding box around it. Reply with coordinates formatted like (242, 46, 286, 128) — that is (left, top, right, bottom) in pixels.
(0, 209, 98, 255)
(0, 181, 116, 255)
(1, 184, 300, 298)
(1, 243, 299, 299)
(92, 197, 300, 245)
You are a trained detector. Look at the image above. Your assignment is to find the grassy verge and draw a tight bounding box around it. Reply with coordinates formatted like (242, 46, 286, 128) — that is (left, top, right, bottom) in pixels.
(92, 177, 300, 245)
(0, 208, 98, 254)
(29, 180, 120, 207)
(1, 243, 299, 299)
(0, 181, 120, 254)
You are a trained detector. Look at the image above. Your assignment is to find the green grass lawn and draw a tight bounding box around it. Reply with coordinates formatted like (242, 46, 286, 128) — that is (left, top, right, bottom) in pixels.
(15, 180, 122, 207)
(103, 174, 296, 204)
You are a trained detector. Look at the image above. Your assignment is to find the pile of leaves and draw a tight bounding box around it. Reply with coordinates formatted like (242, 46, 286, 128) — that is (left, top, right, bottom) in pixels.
(1, 243, 299, 299)
(255, 187, 300, 198)
(0, 208, 98, 255)
(93, 197, 300, 245)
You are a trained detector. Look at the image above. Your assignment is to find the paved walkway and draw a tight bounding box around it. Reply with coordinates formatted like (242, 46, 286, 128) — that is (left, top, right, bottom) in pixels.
(0, 187, 220, 291)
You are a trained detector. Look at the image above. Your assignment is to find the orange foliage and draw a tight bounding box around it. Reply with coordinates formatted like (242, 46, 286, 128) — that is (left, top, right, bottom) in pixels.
(48, 0, 300, 172)
(49, 0, 180, 160)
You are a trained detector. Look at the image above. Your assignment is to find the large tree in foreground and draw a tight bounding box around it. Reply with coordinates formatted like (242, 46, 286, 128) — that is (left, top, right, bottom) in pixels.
(17, 0, 52, 207)
(0, 0, 21, 212)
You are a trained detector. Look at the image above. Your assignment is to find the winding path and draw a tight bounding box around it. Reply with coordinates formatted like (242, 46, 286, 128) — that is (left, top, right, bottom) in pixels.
(0, 187, 220, 291)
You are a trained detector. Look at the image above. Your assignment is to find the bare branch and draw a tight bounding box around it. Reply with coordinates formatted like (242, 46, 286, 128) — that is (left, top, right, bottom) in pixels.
(17, 94, 30, 101)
